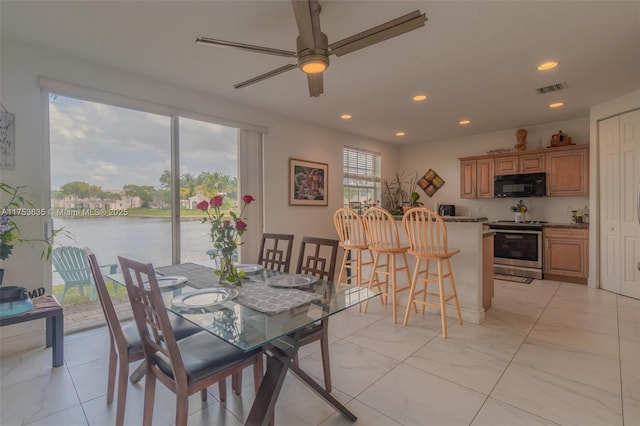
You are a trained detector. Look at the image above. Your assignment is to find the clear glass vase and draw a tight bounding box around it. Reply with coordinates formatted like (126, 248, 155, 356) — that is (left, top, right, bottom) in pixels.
(217, 254, 239, 286)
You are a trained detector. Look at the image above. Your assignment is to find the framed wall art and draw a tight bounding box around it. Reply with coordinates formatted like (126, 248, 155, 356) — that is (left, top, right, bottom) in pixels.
(417, 168, 445, 197)
(289, 158, 328, 206)
(0, 111, 15, 170)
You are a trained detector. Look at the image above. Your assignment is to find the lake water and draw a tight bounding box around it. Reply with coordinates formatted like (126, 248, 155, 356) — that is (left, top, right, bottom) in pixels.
(54, 217, 213, 273)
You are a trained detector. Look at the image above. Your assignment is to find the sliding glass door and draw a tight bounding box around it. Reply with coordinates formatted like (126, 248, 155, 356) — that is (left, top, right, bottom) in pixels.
(48, 93, 242, 330)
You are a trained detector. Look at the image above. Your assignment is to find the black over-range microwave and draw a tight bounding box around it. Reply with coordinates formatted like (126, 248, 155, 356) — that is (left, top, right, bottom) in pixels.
(494, 172, 546, 198)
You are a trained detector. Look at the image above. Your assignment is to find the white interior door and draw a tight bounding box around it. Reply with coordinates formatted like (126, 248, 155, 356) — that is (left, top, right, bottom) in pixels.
(599, 110, 640, 298)
(619, 110, 640, 298)
(599, 115, 621, 293)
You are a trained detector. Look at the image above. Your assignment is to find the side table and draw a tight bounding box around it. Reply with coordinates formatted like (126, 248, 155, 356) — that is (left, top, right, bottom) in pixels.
(0, 295, 64, 367)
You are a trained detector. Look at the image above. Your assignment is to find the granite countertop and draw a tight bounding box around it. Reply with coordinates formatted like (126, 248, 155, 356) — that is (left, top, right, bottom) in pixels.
(443, 216, 489, 223)
(393, 215, 489, 223)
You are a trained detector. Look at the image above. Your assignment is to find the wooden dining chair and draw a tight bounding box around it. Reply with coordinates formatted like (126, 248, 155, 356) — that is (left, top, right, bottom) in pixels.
(333, 208, 372, 288)
(257, 233, 294, 272)
(362, 207, 413, 323)
(402, 208, 463, 337)
(118, 256, 263, 426)
(86, 249, 201, 426)
(293, 236, 339, 392)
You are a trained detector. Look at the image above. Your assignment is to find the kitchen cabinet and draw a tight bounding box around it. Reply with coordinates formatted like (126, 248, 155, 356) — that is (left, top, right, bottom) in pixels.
(599, 109, 640, 298)
(546, 145, 589, 196)
(494, 152, 545, 176)
(543, 227, 588, 284)
(460, 158, 493, 199)
(460, 146, 587, 198)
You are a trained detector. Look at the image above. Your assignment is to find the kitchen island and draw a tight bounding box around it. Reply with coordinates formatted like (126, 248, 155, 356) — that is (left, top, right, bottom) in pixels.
(393, 216, 491, 324)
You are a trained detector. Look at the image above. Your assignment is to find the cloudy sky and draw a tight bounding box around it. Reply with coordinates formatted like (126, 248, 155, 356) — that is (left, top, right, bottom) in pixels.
(49, 95, 237, 191)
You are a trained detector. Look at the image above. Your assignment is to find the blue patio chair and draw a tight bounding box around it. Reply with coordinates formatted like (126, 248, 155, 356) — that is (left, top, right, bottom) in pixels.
(52, 246, 117, 302)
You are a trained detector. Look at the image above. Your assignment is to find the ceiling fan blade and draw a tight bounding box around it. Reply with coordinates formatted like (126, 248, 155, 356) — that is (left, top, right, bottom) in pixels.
(196, 36, 297, 58)
(291, 0, 323, 48)
(307, 72, 323, 97)
(328, 10, 427, 57)
(234, 64, 298, 89)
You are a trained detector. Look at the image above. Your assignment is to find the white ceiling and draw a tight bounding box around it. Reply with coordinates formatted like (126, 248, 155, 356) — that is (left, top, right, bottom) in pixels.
(2, 1, 639, 144)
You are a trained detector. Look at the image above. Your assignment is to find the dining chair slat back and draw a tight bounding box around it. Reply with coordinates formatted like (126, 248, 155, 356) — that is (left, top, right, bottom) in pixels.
(86, 249, 144, 426)
(258, 233, 294, 272)
(296, 236, 339, 281)
(293, 236, 339, 392)
(118, 256, 263, 426)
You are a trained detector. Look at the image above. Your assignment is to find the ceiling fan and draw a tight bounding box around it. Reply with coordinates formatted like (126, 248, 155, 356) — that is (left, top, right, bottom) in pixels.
(195, 0, 427, 97)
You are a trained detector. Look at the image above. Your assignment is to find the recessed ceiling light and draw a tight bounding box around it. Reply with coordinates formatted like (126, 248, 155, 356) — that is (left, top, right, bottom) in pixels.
(412, 94, 427, 101)
(395, 131, 406, 137)
(548, 102, 565, 108)
(537, 61, 558, 71)
(459, 120, 471, 125)
(340, 114, 352, 120)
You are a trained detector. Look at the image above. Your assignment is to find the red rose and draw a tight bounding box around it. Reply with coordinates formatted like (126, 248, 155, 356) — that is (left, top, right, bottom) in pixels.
(210, 195, 224, 207)
(196, 200, 209, 211)
(242, 195, 255, 204)
(235, 220, 247, 231)
(223, 220, 231, 227)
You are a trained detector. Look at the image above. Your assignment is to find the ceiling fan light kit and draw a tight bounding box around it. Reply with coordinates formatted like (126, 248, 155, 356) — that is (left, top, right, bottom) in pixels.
(196, 0, 426, 97)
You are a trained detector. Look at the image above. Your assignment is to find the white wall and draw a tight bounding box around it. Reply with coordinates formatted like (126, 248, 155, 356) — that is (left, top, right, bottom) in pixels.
(0, 38, 398, 354)
(397, 117, 590, 223)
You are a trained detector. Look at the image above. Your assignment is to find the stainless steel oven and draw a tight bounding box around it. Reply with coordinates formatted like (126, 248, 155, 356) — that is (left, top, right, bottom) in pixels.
(488, 221, 545, 279)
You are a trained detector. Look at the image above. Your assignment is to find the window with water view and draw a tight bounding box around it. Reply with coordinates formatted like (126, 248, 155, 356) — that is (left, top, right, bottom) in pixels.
(49, 94, 239, 330)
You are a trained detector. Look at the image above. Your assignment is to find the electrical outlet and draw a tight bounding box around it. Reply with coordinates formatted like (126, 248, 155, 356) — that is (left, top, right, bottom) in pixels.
(477, 205, 483, 213)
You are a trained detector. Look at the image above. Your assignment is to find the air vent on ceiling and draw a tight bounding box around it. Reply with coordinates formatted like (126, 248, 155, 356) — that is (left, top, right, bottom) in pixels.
(535, 82, 566, 95)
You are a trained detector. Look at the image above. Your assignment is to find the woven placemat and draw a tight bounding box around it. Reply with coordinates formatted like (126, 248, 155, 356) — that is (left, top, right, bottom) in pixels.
(155, 263, 217, 289)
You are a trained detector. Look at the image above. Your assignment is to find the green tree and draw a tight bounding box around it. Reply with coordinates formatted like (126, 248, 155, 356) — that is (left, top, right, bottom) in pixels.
(159, 169, 171, 189)
(123, 184, 156, 208)
(180, 173, 197, 198)
(60, 181, 92, 198)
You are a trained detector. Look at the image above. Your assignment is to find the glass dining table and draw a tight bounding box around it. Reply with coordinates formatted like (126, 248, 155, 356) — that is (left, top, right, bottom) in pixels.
(109, 262, 380, 426)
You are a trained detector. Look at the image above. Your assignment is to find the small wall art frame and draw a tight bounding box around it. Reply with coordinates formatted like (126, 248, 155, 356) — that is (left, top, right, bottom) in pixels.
(0, 111, 15, 170)
(417, 168, 445, 197)
(289, 158, 328, 206)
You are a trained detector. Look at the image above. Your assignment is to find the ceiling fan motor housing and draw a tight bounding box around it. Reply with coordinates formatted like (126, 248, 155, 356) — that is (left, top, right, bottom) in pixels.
(296, 33, 330, 73)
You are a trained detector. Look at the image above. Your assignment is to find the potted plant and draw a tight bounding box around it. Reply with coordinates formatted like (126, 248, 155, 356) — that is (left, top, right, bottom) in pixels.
(406, 172, 424, 209)
(1, 182, 66, 284)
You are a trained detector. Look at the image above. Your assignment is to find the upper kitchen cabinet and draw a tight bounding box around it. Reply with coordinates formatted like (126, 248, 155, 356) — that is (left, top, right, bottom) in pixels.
(460, 144, 589, 198)
(494, 152, 545, 176)
(460, 157, 494, 198)
(545, 145, 589, 196)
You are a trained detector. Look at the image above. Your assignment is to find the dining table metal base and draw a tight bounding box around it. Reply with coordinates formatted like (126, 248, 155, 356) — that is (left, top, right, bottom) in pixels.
(245, 335, 357, 426)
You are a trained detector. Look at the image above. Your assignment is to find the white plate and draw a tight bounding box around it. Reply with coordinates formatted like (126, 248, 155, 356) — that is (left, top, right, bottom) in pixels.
(171, 288, 238, 309)
(266, 274, 319, 288)
(236, 264, 263, 274)
(155, 276, 188, 289)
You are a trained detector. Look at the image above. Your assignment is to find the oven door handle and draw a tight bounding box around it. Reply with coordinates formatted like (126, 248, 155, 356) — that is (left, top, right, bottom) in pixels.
(491, 229, 542, 235)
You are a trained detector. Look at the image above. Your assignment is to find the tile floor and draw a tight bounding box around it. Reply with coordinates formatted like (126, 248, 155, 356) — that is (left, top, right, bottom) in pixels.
(1, 278, 638, 426)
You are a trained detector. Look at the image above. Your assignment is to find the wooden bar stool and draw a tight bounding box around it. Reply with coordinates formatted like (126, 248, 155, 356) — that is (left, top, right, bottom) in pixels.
(402, 207, 463, 337)
(362, 207, 413, 323)
(333, 208, 373, 289)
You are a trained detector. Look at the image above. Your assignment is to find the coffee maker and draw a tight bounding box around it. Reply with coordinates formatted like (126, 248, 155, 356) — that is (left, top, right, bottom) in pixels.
(438, 204, 456, 216)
